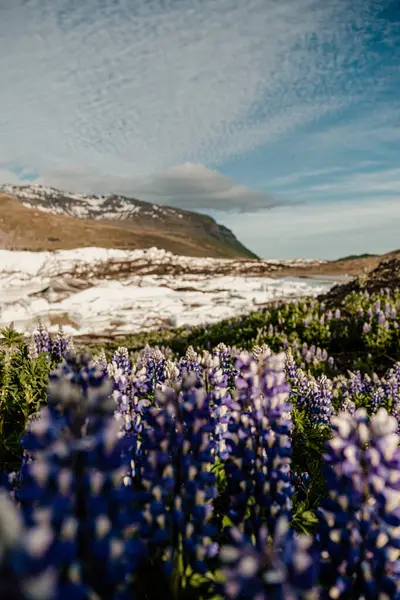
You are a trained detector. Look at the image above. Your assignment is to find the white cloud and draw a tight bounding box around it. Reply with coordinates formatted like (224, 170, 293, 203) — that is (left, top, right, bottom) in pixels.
(0, 0, 396, 193)
(0, 162, 286, 212)
(0, 170, 24, 186)
(223, 197, 400, 259)
(264, 161, 383, 189)
(287, 167, 400, 198)
(117, 163, 284, 211)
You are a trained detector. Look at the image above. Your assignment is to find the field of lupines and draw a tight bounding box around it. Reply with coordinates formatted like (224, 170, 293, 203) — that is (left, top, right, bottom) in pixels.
(0, 286, 399, 599)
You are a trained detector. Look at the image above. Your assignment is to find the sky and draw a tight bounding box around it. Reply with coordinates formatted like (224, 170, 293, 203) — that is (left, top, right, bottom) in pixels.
(0, 0, 399, 259)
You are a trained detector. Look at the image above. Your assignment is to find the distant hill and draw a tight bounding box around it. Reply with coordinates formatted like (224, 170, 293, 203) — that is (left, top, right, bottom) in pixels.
(0, 183, 257, 259)
(338, 252, 378, 261)
(319, 249, 400, 306)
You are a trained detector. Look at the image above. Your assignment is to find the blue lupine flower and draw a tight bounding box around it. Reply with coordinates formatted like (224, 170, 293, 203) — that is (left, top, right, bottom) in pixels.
(340, 397, 357, 415)
(377, 312, 386, 325)
(363, 322, 371, 333)
(285, 350, 298, 380)
(317, 408, 400, 599)
(109, 347, 132, 377)
(220, 517, 320, 600)
(178, 346, 203, 379)
(142, 347, 166, 387)
(0, 491, 56, 600)
(32, 321, 52, 357)
(17, 352, 145, 600)
(370, 386, 386, 414)
(50, 326, 71, 363)
(348, 371, 364, 397)
(129, 376, 218, 576)
(224, 352, 293, 536)
(92, 349, 108, 374)
(292, 372, 334, 426)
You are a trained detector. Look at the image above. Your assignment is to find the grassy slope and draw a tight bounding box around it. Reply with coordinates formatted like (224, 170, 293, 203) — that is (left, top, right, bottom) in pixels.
(0, 193, 256, 259)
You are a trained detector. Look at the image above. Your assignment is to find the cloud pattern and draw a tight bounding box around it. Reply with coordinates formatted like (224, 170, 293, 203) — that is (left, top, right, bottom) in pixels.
(0, 0, 399, 256)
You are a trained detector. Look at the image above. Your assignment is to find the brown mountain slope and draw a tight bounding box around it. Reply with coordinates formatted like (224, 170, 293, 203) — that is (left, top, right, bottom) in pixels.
(318, 251, 400, 307)
(0, 193, 256, 258)
(273, 254, 382, 279)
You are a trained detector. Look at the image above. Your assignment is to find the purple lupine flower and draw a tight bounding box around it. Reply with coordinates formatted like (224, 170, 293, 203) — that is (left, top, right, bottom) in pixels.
(362, 373, 374, 395)
(223, 404, 257, 531)
(33, 320, 52, 356)
(289, 367, 310, 412)
(317, 408, 400, 599)
(17, 352, 143, 599)
(304, 376, 334, 427)
(178, 346, 203, 379)
(131, 378, 218, 576)
(285, 350, 298, 380)
(144, 347, 166, 386)
(305, 351, 313, 364)
(92, 348, 108, 374)
(348, 371, 364, 396)
(363, 322, 371, 333)
(109, 346, 132, 377)
(213, 342, 234, 376)
(370, 386, 386, 414)
(377, 311, 386, 325)
(391, 399, 400, 433)
(224, 352, 293, 536)
(220, 517, 320, 600)
(234, 351, 261, 409)
(0, 491, 56, 600)
(50, 325, 70, 363)
(255, 353, 293, 533)
(340, 397, 357, 415)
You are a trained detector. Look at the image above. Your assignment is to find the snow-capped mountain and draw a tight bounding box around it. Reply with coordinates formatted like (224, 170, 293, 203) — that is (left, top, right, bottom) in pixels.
(0, 183, 257, 259)
(0, 183, 182, 220)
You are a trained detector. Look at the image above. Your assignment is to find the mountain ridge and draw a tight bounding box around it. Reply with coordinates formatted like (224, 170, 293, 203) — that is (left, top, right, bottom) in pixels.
(0, 183, 258, 259)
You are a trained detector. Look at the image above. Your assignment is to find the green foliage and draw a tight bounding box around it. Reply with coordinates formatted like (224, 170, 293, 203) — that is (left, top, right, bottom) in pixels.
(0, 286, 400, 596)
(85, 288, 400, 377)
(0, 325, 53, 471)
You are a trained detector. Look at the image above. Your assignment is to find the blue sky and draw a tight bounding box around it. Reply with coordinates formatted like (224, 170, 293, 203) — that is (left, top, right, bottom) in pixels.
(0, 0, 399, 259)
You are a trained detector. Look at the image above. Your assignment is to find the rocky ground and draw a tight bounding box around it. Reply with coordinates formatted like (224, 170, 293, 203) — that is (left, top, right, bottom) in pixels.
(319, 251, 400, 307)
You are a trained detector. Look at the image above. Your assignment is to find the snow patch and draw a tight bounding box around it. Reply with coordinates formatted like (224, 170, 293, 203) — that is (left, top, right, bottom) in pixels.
(0, 247, 335, 337)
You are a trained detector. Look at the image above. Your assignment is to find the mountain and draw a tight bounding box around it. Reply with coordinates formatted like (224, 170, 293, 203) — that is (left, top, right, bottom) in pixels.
(0, 183, 258, 259)
(319, 249, 400, 307)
